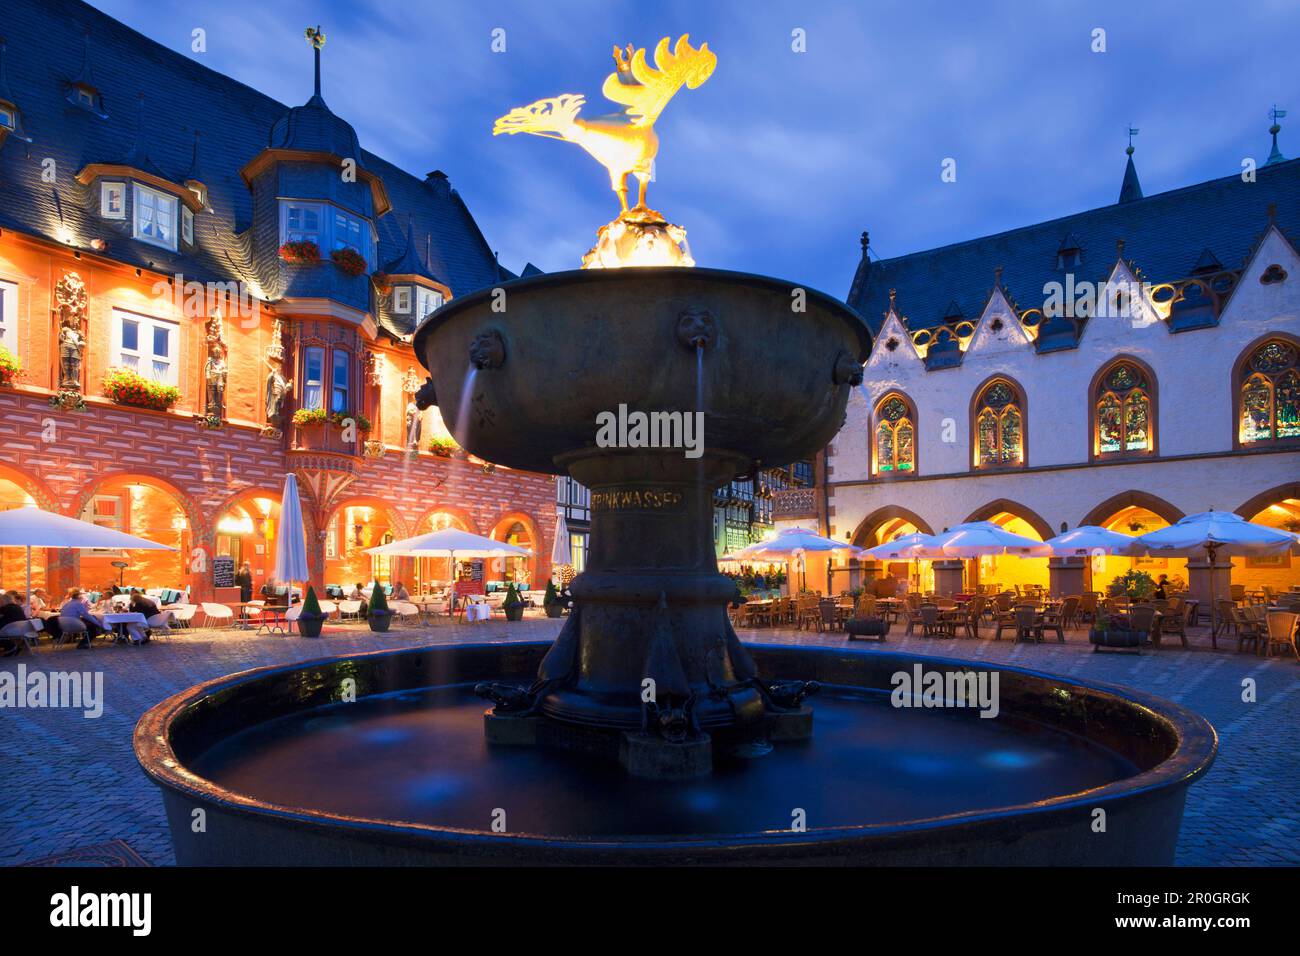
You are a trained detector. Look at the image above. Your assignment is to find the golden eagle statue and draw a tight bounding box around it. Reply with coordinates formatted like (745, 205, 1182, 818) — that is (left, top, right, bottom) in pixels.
(493, 36, 716, 267)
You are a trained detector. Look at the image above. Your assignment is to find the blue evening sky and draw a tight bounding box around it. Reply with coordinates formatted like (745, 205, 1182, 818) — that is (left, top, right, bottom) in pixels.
(95, 0, 1298, 297)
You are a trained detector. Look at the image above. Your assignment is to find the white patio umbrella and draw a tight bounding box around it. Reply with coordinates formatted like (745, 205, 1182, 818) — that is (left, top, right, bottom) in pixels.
(732, 527, 859, 591)
(551, 514, 572, 566)
(1041, 525, 1142, 557)
(859, 531, 946, 593)
(366, 527, 531, 615)
(0, 503, 176, 605)
(932, 521, 1051, 557)
(1132, 510, 1299, 632)
(272, 474, 309, 603)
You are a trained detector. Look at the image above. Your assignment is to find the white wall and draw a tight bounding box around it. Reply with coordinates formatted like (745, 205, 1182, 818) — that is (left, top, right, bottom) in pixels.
(829, 225, 1300, 541)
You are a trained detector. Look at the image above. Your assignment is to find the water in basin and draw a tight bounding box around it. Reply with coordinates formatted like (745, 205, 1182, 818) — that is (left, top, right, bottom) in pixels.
(191, 684, 1138, 838)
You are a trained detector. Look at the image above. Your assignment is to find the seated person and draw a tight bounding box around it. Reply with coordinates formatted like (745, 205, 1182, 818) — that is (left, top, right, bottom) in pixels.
(60, 588, 106, 648)
(0, 591, 32, 656)
(129, 589, 160, 618)
(348, 583, 366, 601)
(26, 588, 50, 616)
(391, 581, 410, 602)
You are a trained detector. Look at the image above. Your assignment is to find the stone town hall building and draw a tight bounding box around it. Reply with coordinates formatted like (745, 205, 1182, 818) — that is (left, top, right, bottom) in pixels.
(0, 0, 554, 600)
(811, 138, 1299, 604)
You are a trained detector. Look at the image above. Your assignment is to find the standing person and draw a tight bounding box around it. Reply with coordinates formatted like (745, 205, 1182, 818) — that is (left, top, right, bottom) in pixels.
(60, 588, 106, 649)
(1153, 574, 1171, 600)
(235, 561, 254, 603)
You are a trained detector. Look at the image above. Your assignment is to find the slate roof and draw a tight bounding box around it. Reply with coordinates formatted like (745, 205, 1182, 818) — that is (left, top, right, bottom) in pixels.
(848, 151, 1300, 354)
(0, 0, 505, 337)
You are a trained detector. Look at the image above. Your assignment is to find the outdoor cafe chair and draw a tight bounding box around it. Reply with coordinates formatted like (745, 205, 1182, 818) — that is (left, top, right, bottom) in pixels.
(199, 602, 234, 629)
(338, 599, 364, 620)
(1157, 597, 1188, 648)
(958, 595, 985, 639)
(1038, 603, 1067, 643)
(1127, 604, 1157, 644)
(167, 604, 198, 629)
(53, 616, 88, 647)
(1012, 605, 1041, 643)
(1264, 611, 1298, 660)
(0, 619, 41, 653)
(392, 601, 420, 625)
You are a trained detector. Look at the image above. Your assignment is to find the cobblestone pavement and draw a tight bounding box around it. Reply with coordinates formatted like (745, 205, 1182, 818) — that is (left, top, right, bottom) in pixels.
(1, 617, 1295, 865)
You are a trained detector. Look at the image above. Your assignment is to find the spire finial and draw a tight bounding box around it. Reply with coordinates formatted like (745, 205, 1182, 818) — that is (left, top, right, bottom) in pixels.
(888, 288, 896, 311)
(860, 230, 869, 253)
(304, 26, 326, 99)
(1119, 128, 1143, 204)
(1266, 105, 1286, 165)
(1116, 237, 1126, 256)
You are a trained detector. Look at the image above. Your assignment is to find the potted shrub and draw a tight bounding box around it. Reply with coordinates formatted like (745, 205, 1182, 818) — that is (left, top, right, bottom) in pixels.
(279, 240, 321, 264)
(330, 247, 368, 277)
(1107, 569, 1155, 602)
(103, 367, 181, 411)
(367, 580, 392, 632)
(503, 584, 524, 622)
(297, 586, 326, 638)
(1089, 611, 1142, 653)
(0, 344, 21, 386)
(542, 580, 563, 618)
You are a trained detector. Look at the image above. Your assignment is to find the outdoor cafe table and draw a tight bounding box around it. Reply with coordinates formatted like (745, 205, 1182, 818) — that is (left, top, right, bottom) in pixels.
(254, 605, 289, 635)
(101, 611, 147, 644)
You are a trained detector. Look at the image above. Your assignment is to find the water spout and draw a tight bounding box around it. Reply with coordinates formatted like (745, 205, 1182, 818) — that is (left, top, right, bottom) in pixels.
(453, 366, 478, 447)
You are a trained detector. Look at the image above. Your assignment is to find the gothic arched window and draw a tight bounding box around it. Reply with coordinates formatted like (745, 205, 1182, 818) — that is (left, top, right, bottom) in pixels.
(973, 379, 1024, 468)
(1239, 340, 1300, 444)
(873, 394, 915, 475)
(1095, 361, 1152, 457)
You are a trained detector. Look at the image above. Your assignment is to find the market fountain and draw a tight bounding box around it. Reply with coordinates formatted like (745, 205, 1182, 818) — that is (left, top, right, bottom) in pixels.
(136, 36, 1215, 865)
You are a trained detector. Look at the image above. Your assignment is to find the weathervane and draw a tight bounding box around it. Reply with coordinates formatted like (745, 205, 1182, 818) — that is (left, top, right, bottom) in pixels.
(1126, 125, 1139, 153)
(494, 35, 717, 268)
(304, 25, 326, 97)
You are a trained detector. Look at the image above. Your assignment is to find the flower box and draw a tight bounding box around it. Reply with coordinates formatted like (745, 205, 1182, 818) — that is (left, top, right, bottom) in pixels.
(0, 345, 20, 386)
(292, 407, 330, 428)
(330, 247, 368, 277)
(103, 367, 180, 411)
(279, 240, 322, 264)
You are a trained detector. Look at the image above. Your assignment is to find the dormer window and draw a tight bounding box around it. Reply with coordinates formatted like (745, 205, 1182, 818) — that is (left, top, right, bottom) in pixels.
(393, 286, 411, 312)
(182, 206, 194, 245)
(68, 83, 105, 117)
(0, 105, 13, 130)
(416, 287, 443, 320)
(133, 182, 177, 251)
(100, 182, 125, 219)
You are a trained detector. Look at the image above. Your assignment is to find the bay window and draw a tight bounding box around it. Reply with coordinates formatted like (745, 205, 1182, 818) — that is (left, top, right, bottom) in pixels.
(279, 200, 373, 266)
(331, 350, 351, 413)
(302, 347, 325, 410)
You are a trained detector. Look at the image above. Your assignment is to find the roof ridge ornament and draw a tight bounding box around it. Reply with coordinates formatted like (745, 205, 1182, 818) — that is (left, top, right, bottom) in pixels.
(67, 29, 108, 118)
(1266, 105, 1286, 165)
(1118, 127, 1142, 204)
(304, 26, 326, 101)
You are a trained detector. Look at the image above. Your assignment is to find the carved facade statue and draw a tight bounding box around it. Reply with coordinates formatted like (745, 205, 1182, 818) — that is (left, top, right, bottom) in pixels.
(263, 317, 293, 436)
(54, 273, 89, 398)
(203, 313, 228, 423)
(404, 400, 422, 450)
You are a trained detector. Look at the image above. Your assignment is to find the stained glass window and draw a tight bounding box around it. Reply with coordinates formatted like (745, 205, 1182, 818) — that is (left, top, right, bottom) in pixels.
(1095, 362, 1151, 455)
(975, 380, 1023, 467)
(1240, 342, 1300, 442)
(874, 395, 915, 474)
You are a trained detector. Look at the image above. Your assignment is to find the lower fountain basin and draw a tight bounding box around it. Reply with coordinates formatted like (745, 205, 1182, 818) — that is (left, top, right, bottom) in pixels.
(135, 641, 1215, 866)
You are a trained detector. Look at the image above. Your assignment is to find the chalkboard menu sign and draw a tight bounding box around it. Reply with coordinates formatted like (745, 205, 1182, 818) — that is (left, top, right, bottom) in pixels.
(212, 555, 235, 589)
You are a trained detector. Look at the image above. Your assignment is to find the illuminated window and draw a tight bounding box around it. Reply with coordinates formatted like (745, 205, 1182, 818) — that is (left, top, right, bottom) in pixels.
(112, 309, 177, 384)
(873, 394, 915, 474)
(181, 205, 194, 244)
(1095, 361, 1151, 456)
(331, 350, 351, 413)
(303, 347, 325, 410)
(1239, 340, 1300, 443)
(100, 182, 125, 219)
(973, 379, 1024, 468)
(416, 287, 443, 320)
(393, 286, 411, 313)
(0, 280, 16, 354)
(279, 200, 373, 266)
(132, 183, 177, 250)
